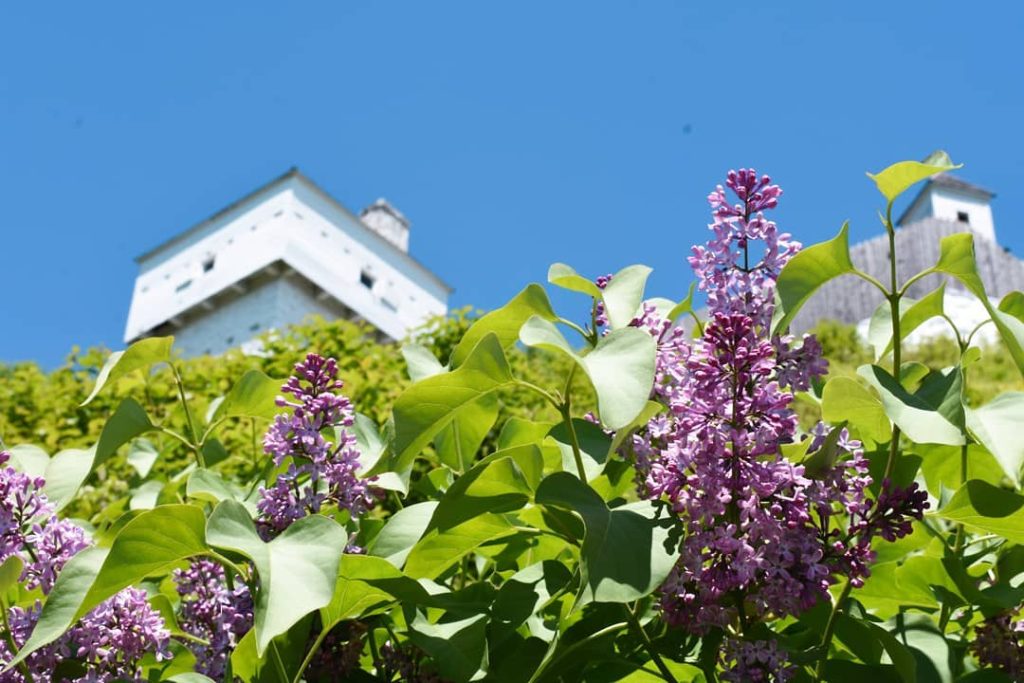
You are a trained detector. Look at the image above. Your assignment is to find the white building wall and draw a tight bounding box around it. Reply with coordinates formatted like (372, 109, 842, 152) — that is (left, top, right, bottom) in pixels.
(928, 188, 996, 244)
(124, 173, 450, 354)
(170, 277, 347, 357)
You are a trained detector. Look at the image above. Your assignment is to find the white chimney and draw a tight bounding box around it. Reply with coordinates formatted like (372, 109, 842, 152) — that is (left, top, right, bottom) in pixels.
(360, 199, 410, 252)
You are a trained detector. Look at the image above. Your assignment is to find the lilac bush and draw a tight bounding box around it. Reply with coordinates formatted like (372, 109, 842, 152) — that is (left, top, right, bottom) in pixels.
(3, 151, 1020, 681)
(629, 170, 927, 678)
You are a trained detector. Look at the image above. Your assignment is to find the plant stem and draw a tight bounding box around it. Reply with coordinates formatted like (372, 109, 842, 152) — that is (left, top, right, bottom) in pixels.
(293, 624, 333, 683)
(560, 366, 588, 480)
(939, 442, 971, 632)
(626, 603, 679, 683)
(270, 640, 291, 683)
(882, 204, 902, 483)
(814, 579, 853, 680)
(171, 364, 206, 467)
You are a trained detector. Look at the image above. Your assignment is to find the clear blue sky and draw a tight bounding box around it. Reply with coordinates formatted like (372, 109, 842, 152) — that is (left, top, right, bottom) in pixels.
(2, 2, 1021, 366)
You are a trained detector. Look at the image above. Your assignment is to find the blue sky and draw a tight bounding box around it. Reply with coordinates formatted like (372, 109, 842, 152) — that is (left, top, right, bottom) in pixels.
(2, 2, 1021, 366)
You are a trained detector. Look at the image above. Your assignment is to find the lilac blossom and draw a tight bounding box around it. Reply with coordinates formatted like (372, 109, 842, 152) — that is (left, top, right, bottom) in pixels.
(257, 353, 374, 535)
(173, 559, 254, 680)
(721, 639, 795, 683)
(303, 621, 367, 681)
(0, 452, 171, 682)
(628, 171, 927, 655)
(970, 610, 1024, 679)
(70, 587, 171, 680)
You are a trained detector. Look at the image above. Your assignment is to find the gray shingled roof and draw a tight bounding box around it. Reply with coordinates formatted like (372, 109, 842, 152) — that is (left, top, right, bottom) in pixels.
(897, 174, 996, 226)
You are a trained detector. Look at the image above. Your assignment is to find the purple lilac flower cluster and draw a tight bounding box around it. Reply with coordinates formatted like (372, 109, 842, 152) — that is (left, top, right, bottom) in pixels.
(0, 452, 170, 682)
(258, 353, 373, 535)
(970, 610, 1024, 678)
(628, 171, 926, 680)
(303, 621, 367, 681)
(173, 559, 253, 680)
(721, 638, 796, 683)
(375, 641, 450, 683)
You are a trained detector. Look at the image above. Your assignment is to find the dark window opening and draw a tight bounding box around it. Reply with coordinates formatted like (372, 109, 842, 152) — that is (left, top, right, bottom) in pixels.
(249, 322, 260, 332)
(226, 336, 235, 345)
(175, 279, 192, 292)
(382, 298, 398, 313)
(360, 270, 375, 289)
(202, 256, 216, 273)
(957, 211, 970, 224)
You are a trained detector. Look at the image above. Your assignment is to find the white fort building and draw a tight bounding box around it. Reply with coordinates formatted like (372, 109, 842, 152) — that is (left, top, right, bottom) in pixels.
(791, 173, 1024, 342)
(124, 169, 451, 357)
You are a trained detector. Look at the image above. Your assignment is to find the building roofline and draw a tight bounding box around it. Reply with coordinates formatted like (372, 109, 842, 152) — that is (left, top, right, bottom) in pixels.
(896, 174, 997, 226)
(133, 168, 453, 294)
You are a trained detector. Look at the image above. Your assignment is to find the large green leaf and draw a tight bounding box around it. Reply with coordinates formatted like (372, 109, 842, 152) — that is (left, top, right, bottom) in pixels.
(872, 284, 947, 359)
(339, 554, 446, 607)
(81, 336, 174, 405)
(392, 333, 514, 471)
(519, 317, 656, 429)
(402, 343, 447, 381)
(206, 500, 346, 655)
(368, 501, 439, 568)
(772, 222, 855, 334)
(857, 365, 964, 446)
(547, 263, 603, 298)
(81, 505, 208, 615)
(212, 370, 284, 422)
(41, 448, 95, 512)
(95, 398, 156, 465)
(409, 613, 489, 682)
(404, 513, 518, 580)
(6, 444, 49, 479)
(549, 419, 612, 481)
(835, 616, 916, 683)
(4, 546, 109, 669)
(427, 445, 541, 533)
(866, 151, 960, 203)
(535, 472, 676, 603)
(449, 285, 556, 367)
(933, 480, 1024, 544)
(915, 443, 1007, 497)
(434, 393, 500, 474)
(966, 392, 1024, 486)
(933, 233, 1024, 377)
(601, 264, 652, 329)
(856, 562, 939, 619)
(821, 377, 891, 443)
(187, 468, 258, 515)
(229, 617, 313, 683)
(998, 291, 1024, 322)
(320, 556, 395, 630)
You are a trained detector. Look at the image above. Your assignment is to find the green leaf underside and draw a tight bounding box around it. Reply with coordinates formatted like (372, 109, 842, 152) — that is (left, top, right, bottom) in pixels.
(206, 500, 347, 655)
(519, 317, 656, 430)
(866, 151, 960, 203)
(933, 233, 1024, 378)
(392, 333, 514, 470)
(212, 370, 285, 422)
(772, 222, 855, 334)
(934, 480, 1024, 544)
(81, 336, 174, 405)
(857, 365, 964, 446)
(535, 472, 676, 603)
(449, 285, 556, 368)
